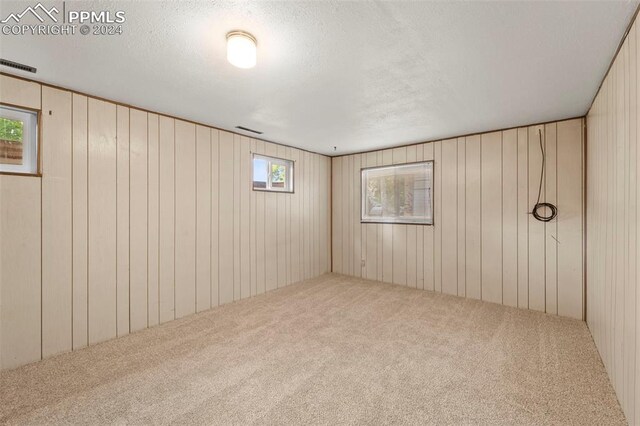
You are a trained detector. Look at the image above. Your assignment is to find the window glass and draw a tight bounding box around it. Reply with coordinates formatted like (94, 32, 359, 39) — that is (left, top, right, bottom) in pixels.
(271, 163, 286, 188)
(361, 161, 433, 224)
(0, 106, 38, 174)
(253, 157, 268, 189)
(252, 153, 293, 193)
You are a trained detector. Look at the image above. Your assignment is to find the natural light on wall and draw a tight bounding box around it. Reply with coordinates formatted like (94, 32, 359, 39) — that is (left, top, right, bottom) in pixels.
(226, 31, 257, 69)
(0, 105, 38, 174)
(361, 161, 433, 225)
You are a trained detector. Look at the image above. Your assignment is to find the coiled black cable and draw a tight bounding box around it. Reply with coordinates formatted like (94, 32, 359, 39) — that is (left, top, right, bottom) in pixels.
(532, 129, 558, 222)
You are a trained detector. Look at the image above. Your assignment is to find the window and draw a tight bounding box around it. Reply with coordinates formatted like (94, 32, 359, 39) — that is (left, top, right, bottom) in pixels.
(252, 153, 294, 193)
(361, 161, 433, 225)
(0, 105, 38, 174)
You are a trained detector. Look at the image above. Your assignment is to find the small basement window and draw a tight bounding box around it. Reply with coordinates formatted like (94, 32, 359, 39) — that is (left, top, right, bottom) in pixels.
(0, 105, 38, 174)
(252, 153, 294, 193)
(361, 161, 433, 225)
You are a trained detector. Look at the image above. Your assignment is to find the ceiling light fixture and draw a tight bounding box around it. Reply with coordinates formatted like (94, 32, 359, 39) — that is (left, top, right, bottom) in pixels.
(226, 31, 257, 69)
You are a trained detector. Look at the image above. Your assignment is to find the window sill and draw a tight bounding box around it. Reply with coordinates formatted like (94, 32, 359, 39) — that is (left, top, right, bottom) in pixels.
(0, 171, 42, 178)
(252, 188, 294, 194)
(361, 220, 434, 226)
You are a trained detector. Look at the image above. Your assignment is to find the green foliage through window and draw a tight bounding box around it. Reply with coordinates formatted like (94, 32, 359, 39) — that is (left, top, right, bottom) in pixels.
(0, 117, 24, 143)
(271, 164, 286, 183)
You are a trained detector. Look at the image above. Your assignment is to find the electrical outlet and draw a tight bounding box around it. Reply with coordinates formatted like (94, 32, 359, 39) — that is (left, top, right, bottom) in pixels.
(361, 259, 366, 268)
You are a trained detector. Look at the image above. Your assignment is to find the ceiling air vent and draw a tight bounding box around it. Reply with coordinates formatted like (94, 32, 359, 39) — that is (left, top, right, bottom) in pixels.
(0, 59, 37, 73)
(236, 126, 263, 135)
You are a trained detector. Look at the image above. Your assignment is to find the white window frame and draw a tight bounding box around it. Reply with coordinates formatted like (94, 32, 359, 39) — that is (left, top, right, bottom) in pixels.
(0, 105, 39, 175)
(252, 153, 294, 193)
(361, 160, 434, 225)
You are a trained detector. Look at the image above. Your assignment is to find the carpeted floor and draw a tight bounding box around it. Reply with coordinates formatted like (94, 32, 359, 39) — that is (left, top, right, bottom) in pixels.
(0, 273, 625, 425)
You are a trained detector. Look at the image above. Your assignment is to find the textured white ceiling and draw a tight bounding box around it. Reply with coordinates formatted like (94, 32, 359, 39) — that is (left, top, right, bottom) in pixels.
(0, 0, 637, 155)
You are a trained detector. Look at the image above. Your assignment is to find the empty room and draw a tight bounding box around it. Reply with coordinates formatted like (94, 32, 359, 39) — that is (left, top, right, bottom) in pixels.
(1, 0, 639, 424)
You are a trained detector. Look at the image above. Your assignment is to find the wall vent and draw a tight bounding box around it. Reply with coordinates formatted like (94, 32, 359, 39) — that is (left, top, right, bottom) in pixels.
(0, 59, 37, 73)
(235, 125, 263, 135)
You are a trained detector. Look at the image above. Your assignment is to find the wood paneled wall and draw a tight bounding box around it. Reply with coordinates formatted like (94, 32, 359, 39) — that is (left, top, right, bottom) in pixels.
(0, 74, 331, 370)
(586, 17, 640, 424)
(332, 119, 585, 318)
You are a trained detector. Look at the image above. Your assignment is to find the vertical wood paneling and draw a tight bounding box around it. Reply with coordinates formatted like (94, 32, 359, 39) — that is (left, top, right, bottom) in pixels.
(250, 139, 258, 294)
(433, 142, 442, 292)
(614, 54, 625, 395)
(517, 127, 529, 309)
(502, 129, 518, 307)
(406, 146, 417, 288)
(314, 153, 321, 279)
(264, 143, 278, 291)
(465, 135, 482, 300)
(441, 139, 458, 295)
(305, 151, 313, 279)
(544, 123, 558, 315)
(277, 145, 287, 287)
(332, 120, 584, 320)
(300, 151, 307, 280)
(392, 148, 407, 285)
(196, 125, 212, 312)
(323, 158, 333, 272)
(174, 120, 196, 318)
(528, 125, 546, 312)
(159, 116, 175, 322)
(233, 136, 241, 298)
(211, 130, 220, 306)
(147, 113, 159, 327)
(586, 18, 639, 422)
(353, 154, 362, 279)
(416, 144, 424, 290)
(364, 152, 377, 280)
(87, 98, 117, 344)
(240, 138, 251, 296)
(422, 144, 434, 291)
(341, 155, 350, 276)
(0, 176, 42, 369)
(332, 156, 342, 274)
(625, 24, 637, 423)
(42, 87, 73, 356)
(456, 138, 466, 297)
(218, 132, 235, 303)
(285, 147, 293, 284)
(557, 119, 584, 319)
(1, 78, 333, 371)
(72, 94, 89, 350)
(292, 149, 302, 281)
(116, 105, 130, 335)
(376, 151, 384, 282)
(481, 131, 502, 304)
(0, 74, 41, 110)
(255, 140, 266, 294)
(320, 156, 329, 274)
(382, 149, 393, 284)
(129, 109, 148, 331)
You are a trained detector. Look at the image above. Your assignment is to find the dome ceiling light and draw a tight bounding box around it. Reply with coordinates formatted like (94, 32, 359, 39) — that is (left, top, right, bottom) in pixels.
(226, 31, 257, 69)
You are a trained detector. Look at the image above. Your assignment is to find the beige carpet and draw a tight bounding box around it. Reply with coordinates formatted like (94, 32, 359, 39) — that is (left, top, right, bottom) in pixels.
(0, 274, 625, 425)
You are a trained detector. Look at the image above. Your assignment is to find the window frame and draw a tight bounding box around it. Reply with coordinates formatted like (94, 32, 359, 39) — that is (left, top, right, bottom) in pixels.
(0, 103, 40, 176)
(252, 153, 294, 193)
(360, 160, 434, 226)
